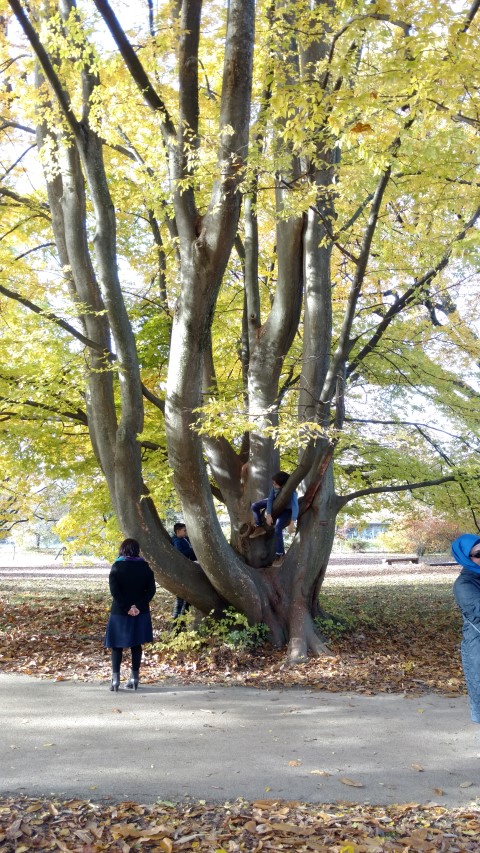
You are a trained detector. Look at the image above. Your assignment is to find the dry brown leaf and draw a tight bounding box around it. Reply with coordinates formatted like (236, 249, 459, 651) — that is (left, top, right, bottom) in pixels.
(111, 823, 139, 839)
(288, 759, 301, 766)
(340, 777, 364, 788)
(24, 803, 42, 813)
(411, 763, 424, 772)
(137, 826, 169, 838)
(351, 122, 373, 133)
(175, 833, 201, 845)
(270, 823, 316, 835)
(5, 818, 22, 840)
(74, 829, 93, 843)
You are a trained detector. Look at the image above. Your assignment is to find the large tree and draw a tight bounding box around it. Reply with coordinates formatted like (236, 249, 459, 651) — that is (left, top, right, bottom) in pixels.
(1, 0, 480, 659)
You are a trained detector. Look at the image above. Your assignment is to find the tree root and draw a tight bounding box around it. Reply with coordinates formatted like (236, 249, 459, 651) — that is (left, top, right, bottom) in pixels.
(287, 624, 333, 663)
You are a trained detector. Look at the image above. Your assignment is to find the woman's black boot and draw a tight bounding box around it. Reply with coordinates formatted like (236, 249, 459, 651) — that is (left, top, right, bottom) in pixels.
(110, 671, 120, 692)
(126, 669, 139, 690)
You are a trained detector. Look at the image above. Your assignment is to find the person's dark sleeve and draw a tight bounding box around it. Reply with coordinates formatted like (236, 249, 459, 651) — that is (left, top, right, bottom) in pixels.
(108, 566, 131, 614)
(133, 564, 156, 610)
(174, 538, 196, 561)
(185, 540, 196, 561)
(146, 567, 156, 602)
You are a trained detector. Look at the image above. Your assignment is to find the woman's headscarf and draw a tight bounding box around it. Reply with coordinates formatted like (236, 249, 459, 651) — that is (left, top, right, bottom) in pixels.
(452, 534, 480, 572)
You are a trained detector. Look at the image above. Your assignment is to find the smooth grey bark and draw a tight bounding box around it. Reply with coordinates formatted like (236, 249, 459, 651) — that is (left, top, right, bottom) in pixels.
(164, 0, 264, 621)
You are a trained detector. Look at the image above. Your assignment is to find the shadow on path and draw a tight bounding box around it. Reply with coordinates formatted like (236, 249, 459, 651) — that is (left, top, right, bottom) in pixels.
(0, 674, 478, 806)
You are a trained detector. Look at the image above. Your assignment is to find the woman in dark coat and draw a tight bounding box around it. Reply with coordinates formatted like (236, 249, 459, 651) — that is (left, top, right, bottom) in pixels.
(452, 533, 480, 723)
(104, 538, 156, 691)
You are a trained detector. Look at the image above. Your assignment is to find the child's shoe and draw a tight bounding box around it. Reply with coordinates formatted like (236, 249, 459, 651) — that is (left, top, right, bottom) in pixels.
(249, 526, 266, 539)
(272, 554, 285, 567)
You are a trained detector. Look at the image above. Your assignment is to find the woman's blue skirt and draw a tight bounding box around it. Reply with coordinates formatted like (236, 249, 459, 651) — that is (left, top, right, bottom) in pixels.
(104, 612, 153, 649)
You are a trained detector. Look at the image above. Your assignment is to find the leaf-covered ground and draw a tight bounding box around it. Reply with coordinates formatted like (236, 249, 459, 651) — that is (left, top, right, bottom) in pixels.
(2, 795, 480, 852)
(1, 570, 475, 852)
(0, 572, 465, 695)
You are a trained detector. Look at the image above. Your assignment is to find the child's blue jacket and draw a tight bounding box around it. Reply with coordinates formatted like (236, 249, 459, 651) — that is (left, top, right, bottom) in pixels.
(266, 486, 299, 520)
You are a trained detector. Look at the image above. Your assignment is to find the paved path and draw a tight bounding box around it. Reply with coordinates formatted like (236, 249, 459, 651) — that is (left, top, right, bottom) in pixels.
(1, 674, 479, 806)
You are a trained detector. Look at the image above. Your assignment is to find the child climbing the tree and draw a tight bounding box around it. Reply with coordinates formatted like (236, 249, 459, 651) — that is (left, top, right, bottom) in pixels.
(249, 471, 298, 567)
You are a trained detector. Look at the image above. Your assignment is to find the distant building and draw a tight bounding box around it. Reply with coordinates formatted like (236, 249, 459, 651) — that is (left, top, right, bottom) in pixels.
(340, 521, 389, 541)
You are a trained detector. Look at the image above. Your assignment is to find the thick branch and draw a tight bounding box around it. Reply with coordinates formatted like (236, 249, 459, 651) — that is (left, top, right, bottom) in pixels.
(178, 0, 201, 146)
(463, 0, 480, 31)
(146, 210, 170, 312)
(7, 0, 80, 138)
(0, 394, 88, 425)
(338, 475, 457, 508)
(14, 242, 55, 260)
(141, 383, 165, 414)
(321, 164, 393, 402)
(207, 0, 255, 233)
(0, 281, 111, 354)
(0, 188, 49, 214)
(92, 0, 176, 142)
(0, 118, 35, 135)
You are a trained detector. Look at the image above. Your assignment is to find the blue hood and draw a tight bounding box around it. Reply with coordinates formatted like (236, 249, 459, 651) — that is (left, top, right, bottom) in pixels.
(452, 534, 480, 572)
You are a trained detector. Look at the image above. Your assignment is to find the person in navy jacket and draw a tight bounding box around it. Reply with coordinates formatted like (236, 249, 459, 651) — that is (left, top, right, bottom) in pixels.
(104, 538, 156, 691)
(171, 523, 196, 619)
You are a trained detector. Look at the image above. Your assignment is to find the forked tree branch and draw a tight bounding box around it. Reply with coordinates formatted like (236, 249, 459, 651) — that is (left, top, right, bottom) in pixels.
(347, 200, 480, 377)
(320, 163, 394, 403)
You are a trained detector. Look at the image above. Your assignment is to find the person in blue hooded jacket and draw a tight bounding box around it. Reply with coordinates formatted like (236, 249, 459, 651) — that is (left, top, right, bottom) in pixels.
(452, 533, 480, 723)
